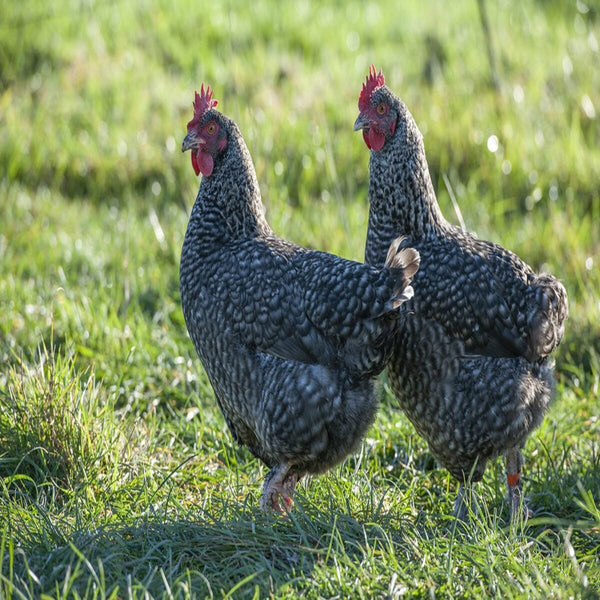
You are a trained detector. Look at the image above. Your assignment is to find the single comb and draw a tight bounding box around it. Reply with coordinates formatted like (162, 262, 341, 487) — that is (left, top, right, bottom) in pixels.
(187, 83, 219, 129)
(358, 65, 385, 112)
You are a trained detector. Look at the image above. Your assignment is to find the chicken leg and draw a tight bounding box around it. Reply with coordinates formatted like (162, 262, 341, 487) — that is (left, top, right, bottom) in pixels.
(260, 463, 299, 513)
(506, 447, 532, 523)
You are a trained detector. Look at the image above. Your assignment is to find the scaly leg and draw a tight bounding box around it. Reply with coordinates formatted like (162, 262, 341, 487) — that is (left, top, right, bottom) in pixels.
(260, 463, 298, 513)
(453, 483, 474, 521)
(506, 448, 532, 523)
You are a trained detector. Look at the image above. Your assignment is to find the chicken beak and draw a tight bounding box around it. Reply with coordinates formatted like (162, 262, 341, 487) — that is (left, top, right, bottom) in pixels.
(181, 132, 206, 152)
(353, 112, 369, 132)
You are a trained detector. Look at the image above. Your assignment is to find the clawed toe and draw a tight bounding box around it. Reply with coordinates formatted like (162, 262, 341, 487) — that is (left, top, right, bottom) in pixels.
(260, 487, 283, 513)
(509, 491, 533, 524)
(453, 483, 476, 522)
(260, 464, 298, 514)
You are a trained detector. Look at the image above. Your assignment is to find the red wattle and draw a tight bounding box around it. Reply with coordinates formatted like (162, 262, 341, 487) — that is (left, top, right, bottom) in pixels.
(197, 151, 214, 177)
(362, 129, 371, 150)
(191, 152, 200, 176)
(368, 127, 386, 151)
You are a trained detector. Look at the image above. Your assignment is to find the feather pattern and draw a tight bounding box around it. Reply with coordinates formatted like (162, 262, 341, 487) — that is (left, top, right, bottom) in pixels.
(357, 76, 567, 517)
(180, 95, 419, 510)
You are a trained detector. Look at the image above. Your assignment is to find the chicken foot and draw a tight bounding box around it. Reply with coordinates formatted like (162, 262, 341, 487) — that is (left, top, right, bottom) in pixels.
(260, 462, 299, 513)
(453, 483, 475, 521)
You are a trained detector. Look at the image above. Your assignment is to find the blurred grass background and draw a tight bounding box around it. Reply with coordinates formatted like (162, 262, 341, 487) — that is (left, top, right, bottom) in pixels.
(1, 0, 599, 597)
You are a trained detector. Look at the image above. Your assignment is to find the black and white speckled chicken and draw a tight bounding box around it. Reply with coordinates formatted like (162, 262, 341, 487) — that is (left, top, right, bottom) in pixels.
(353, 66, 568, 520)
(179, 85, 420, 512)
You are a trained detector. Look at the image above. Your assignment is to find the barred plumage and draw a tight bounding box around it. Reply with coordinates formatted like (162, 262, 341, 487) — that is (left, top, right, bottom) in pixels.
(355, 68, 568, 520)
(180, 87, 419, 512)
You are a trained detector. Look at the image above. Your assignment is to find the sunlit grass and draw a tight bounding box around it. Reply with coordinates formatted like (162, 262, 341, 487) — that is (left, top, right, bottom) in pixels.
(1, 0, 599, 597)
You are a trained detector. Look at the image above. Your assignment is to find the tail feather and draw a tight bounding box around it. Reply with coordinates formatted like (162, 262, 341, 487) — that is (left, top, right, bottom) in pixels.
(392, 284, 414, 309)
(343, 237, 419, 378)
(384, 235, 405, 267)
(528, 275, 568, 360)
(384, 237, 420, 309)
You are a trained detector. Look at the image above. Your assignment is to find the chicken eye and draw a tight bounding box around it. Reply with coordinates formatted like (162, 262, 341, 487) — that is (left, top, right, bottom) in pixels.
(207, 123, 216, 135)
(377, 103, 387, 115)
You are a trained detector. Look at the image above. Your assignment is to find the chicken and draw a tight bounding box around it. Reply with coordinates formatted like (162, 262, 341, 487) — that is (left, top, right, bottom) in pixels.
(353, 66, 568, 521)
(179, 85, 420, 512)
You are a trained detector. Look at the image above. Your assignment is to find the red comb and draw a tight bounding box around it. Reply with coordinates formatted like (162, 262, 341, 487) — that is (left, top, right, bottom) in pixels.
(358, 65, 385, 112)
(187, 83, 219, 129)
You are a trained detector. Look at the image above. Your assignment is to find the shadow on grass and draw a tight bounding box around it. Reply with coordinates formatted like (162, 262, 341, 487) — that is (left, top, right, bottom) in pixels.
(4, 474, 599, 599)
(2, 420, 598, 598)
(6, 504, 389, 598)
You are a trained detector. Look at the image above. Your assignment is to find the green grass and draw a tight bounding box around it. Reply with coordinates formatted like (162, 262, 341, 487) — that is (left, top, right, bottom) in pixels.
(1, 0, 599, 597)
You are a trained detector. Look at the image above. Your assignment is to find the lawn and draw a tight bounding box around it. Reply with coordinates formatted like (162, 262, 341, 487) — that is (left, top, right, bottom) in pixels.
(1, 0, 599, 597)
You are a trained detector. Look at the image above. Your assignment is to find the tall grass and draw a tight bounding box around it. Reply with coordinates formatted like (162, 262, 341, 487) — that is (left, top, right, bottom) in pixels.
(1, 0, 599, 597)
